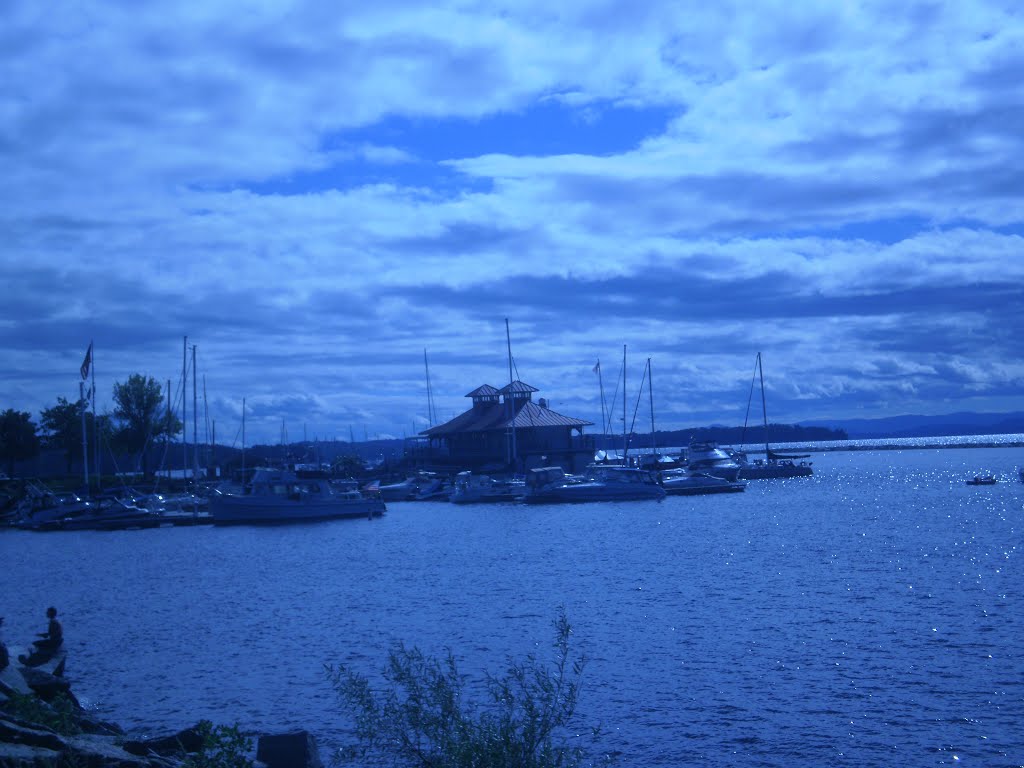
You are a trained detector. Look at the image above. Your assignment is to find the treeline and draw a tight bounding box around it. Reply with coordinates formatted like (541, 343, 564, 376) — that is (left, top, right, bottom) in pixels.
(603, 423, 847, 451)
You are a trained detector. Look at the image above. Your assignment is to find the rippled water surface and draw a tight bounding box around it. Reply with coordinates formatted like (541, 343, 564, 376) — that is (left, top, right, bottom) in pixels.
(3, 447, 1023, 766)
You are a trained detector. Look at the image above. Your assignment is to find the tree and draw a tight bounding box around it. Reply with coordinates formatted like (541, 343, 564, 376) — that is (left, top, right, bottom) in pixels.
(326, 611, 610, 768)
(0, 408, 40, 477)
(39, 397, 86, 475)
(112, 374, 182, 475)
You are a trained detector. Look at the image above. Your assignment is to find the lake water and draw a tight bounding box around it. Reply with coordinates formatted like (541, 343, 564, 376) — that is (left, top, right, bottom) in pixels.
(3, 445, 1023, 767)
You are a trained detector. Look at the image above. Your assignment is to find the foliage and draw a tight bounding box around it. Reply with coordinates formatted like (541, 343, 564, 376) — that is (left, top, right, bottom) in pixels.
(0, 408, 40, 476)
(326, 611, 609, 768)
(2, 690, 82, 736)
(182, 720, 254, 768)
(111, 373, 182, 475)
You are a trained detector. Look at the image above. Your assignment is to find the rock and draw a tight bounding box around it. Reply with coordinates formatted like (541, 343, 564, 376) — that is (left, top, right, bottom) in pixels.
(16, 668, 76, 705)
(0, 716, 66, 752)
(122, 723, 205, 757)
(256, 730, 323, 768)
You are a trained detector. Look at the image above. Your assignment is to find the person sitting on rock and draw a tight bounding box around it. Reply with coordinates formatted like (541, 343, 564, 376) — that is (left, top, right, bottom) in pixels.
(19, 606, 63, 666)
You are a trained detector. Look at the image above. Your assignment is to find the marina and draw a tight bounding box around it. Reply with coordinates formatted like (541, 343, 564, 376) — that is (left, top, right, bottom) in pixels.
(3, 443, 1022, 767)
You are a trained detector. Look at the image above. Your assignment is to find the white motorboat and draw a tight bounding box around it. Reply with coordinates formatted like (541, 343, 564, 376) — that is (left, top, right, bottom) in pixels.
(660, 469, 747, 496)
(685, 441, 743, 481)
(209, 467, 385, 524)
(449, 471, 525, 504)
(521, 465, 666, 504)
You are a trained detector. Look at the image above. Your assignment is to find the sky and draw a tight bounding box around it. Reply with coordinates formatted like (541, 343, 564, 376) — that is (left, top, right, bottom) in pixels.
(2, 0, 1024, 447)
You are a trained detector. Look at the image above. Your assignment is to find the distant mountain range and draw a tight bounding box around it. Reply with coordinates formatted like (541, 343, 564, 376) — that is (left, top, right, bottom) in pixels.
(799, 411, 1024, 439)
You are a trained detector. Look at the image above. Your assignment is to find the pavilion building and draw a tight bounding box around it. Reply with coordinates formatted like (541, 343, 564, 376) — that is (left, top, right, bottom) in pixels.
(415, 380, 594, 473)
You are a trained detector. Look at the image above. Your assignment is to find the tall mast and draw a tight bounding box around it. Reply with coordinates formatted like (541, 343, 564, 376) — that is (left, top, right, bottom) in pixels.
(758, 352, 769, 455)
(182, 335, 188, 483)
(423, 348, 437, 427)
(622, 344, 627, 463)
(241, 397, 246, 480)
(90, 344, 98, 487)
(505, 318, 517, 466)
(192, 344, 198, 485)
(648, 358, 656, 459)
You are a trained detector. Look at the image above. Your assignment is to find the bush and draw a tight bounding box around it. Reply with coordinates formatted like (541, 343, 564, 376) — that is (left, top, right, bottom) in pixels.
(325, 610, 610, 768)
(2, 690, 81, 735)
(182, 720, 254, 768)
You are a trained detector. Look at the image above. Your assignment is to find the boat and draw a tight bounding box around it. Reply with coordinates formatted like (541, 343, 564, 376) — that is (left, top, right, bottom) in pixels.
(685, 441, 743, 481)
(376, 472, 447, 501)
(449, 471, 525, 504)
(208, 467, 385, 524)
(732, 352, 813, 479)
(659, 469, 747, 496)
(965, 475, 997, 486)
(521, 465, 666, 504)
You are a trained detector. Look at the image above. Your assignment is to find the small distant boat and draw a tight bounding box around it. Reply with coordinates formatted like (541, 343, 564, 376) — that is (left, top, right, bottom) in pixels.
(522, 465, 666, 504)
(965, 475, 998, 486)
(209, 467, 385, 524)
(449, 471, 525, 504)
(660, 469, 747, 496)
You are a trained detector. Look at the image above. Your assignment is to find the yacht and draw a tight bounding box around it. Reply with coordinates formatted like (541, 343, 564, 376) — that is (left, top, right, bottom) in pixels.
(660, 469, 747, 496)
(521, 465, 666, 504)
(209, 467, 385, 524)
(685, 441, 743, 481)
(449, 471, 525, 504)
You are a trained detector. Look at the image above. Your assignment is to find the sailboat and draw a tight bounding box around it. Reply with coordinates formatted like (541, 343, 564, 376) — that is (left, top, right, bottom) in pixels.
(734, 353, 813, 480)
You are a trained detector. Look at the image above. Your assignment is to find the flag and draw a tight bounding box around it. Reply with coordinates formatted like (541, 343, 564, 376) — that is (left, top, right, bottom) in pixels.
(592, 361, 600, 374)
(80, 341, 93, 380)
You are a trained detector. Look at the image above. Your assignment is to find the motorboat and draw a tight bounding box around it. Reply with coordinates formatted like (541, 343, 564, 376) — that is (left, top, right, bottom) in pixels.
(733, 450, 814, 479)
(449, 471, 525, 504)
(660, 469, 747, 496)
(376, 472, 447, 501)
(521, 465, 666, 504)
(685, 441, 743, 481)
(965, 474, 997, 486)
(209, 467, 385, 524)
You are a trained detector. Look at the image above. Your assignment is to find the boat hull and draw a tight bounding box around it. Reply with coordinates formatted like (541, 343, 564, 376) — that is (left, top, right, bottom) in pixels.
(209, 496, 385, 524)
(522, 482, 666, 504)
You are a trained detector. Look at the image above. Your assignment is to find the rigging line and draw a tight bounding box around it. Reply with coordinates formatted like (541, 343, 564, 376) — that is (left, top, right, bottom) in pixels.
(606, 358, 623, 432)
(627, 360, 649, 452)
(740, 353, 759, 447)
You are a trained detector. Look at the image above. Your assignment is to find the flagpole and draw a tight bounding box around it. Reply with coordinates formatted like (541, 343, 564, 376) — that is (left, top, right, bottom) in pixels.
(80, 381, 89, 490)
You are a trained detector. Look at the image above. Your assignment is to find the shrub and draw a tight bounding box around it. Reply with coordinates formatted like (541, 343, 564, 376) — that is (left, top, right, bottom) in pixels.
(2, 690, 81, 735)
(182, 720, 254, 768)
(326, 610, 610, 768)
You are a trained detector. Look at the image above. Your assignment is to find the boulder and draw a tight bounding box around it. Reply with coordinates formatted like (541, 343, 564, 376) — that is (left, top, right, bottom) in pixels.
(16, 668, 76, 705)
(256, 730, 323, 768)
(122, 723, 206, 757)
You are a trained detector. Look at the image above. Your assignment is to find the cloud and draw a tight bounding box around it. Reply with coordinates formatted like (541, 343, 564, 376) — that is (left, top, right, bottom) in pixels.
(2, 0, 1024, 444)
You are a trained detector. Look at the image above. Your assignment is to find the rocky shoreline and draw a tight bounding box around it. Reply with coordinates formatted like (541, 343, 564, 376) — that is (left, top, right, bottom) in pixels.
(0, 649, 322, 768)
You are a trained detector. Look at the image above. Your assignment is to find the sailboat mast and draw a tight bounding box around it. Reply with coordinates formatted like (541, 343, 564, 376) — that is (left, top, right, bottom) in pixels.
(423, 348, 437, 427)
(182, 335, 188, 484)
(192, 344, 198, 485)
(622, 344, 627, 463)
(505, 318, 517, 466)
(758, 352, 769, 455)
(595, 359, 607, 448)
(648, 358, 656, 459)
